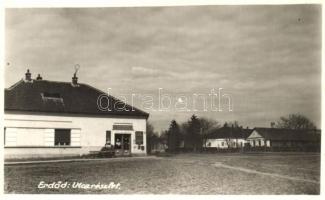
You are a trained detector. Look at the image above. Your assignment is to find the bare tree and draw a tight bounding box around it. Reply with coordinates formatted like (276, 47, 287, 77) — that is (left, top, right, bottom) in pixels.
(199, 118, 221, 148)
(146, 121, 159, 154)
(276, 113, 316, 130)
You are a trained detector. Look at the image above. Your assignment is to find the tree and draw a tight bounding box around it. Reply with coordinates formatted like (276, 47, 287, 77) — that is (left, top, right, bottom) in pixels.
(178, 121, 189, 149)
(276, 113, 316, 130)
(160, 130, 169, 146)
(184, 115, 202, 152)
(167, 120, 181, 152)
(199, 118, 220, 148)
(226, 121, 240, 128)
(146, 121, 159, 154)
(222, 121, 244, 148)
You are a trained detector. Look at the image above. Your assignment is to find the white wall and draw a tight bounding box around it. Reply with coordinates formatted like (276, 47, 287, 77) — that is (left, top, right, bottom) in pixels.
(4, 111, 147, 158)
(5, 128, 81, 147)
(248, 139, 270, 147)
(206, 138, 246, 149)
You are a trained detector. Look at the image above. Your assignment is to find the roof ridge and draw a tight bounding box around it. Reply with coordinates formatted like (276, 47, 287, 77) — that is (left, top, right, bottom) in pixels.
(254, 127, 314, 131)
(7, 79, 76, 89)
(6, 79, 24, 90)
(34, 79, 74, 85)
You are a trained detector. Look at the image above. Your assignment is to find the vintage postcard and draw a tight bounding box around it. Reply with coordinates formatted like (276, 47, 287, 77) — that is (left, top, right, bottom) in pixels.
(1, 0, 323, 198)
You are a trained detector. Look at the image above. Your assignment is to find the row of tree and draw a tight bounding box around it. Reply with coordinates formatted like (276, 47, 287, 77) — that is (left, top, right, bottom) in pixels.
(146, 113, 317, 153)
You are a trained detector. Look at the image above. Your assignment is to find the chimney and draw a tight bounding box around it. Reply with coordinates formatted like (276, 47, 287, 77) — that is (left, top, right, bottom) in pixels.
(72, 73, 78, 87)
(25, 69, 32, 82)
(36, 74, 43, 80)
(72, 64, 80, 87)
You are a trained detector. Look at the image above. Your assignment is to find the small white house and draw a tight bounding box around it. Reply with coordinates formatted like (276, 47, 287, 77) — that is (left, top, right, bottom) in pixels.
(4, 70, 149, 159)
(246, 129, 271, 147)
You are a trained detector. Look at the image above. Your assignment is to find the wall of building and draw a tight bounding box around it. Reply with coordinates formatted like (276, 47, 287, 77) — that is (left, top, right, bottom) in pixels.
(4, 111, 147, 159)
(247, 139, 271, 147)
(206, 138, 246, 149)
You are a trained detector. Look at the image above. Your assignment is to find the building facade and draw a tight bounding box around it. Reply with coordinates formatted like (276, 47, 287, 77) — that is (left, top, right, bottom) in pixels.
(4, 70, 149, 159)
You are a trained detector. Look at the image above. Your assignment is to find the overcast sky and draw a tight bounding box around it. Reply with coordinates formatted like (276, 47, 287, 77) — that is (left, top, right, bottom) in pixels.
(5, 5, 321, 132)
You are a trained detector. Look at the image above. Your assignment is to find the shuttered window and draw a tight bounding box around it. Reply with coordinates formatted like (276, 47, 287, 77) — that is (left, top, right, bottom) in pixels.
(135, 131, 143, 145)
(106, 131, 111, 143)
(55, 129, 71, 146)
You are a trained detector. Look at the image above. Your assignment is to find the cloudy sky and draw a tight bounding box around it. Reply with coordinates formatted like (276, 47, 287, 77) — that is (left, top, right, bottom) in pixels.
(5, 5, 321, 131)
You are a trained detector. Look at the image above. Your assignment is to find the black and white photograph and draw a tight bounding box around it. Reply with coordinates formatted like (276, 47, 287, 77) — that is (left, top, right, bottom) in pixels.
(1, 0, 323, 196)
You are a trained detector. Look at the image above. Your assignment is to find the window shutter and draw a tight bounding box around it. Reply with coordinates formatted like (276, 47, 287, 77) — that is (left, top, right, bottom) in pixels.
(4, 127, 6, 145)
(135, 131, 143, 145)
(106, 131, 111, 143)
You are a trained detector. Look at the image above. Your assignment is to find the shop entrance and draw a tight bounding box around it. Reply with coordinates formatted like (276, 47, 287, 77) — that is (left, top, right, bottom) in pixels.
(114, 134, 131, 156)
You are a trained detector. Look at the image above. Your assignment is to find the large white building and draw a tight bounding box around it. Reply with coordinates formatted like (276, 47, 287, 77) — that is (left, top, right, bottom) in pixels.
(4, 70, 149, 159)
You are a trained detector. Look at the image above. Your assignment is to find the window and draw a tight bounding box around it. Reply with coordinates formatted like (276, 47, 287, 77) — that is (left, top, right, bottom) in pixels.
(135, 131, 143, 145)
(55, 129, 71, 146)
(41, 92, 64, 104)
(42, 92, 61, 99)
(106, 131, 111, 143)
(221, 142, 224, 146)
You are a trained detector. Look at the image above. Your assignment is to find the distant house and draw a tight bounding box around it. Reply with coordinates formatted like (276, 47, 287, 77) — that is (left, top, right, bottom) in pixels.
(246, 128, 321, 151)
(205, 127, 252, 149)
(4, 70, 149, 159)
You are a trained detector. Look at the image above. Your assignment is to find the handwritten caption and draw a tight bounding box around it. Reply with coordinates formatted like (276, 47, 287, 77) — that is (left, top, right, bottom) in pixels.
(38, 181, 121, 190)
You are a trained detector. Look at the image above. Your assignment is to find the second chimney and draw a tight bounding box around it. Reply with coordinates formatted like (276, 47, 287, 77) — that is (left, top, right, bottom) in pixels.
(25, 69, 32, 82)
(36, 74, 43, 80)
(72, 73, 78, 87)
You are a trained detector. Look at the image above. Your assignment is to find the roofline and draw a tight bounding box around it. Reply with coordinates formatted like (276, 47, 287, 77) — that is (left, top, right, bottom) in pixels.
(5, 79, 150, 118)
(252, 127, 321, 132)
(206, 136, 248, 139)
(79, 82, 150, 117)
(6, 79, 24, 90)
(5, 110, 149, 119)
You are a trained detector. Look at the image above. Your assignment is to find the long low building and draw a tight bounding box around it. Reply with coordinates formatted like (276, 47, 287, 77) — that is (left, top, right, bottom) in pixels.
(205, 126, 321, 151)
(4, 70, 149, 159)
(246, 128, 321, 151)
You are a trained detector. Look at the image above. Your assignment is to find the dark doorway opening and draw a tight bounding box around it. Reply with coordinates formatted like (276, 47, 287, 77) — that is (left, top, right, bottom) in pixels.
(115, 134, 131, 156)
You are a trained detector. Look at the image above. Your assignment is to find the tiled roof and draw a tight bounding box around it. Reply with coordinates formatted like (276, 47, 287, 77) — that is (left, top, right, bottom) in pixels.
(5, 79, 149, 118)
(207, 127, 252, 139)
(252, 128, 320, 142)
